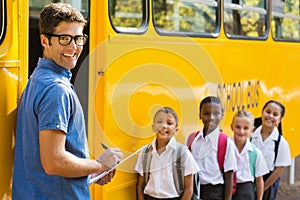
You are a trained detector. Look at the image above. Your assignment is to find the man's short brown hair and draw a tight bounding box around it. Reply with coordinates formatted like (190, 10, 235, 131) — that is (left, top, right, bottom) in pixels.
(39, 3, 87, 35)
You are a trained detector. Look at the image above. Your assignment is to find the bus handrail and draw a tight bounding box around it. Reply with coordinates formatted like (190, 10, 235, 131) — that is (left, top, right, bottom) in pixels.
(224, 3, 267, 15)
(178, 0, 218, 7)
(272, 11, 300, 21)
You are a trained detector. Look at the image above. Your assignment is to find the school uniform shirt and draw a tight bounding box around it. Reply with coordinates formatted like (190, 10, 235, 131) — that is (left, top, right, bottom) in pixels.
(251, 126, 291, 171)
(135, 137, 200, 199)
(190, 127, 237, 185)
(232, 138, 269, 183)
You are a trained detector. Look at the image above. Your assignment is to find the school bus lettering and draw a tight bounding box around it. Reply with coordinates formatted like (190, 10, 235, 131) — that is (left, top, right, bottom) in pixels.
(217, 80, 260, 113)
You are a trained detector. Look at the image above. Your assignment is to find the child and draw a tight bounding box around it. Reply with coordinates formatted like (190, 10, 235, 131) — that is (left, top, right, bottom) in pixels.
(187, 96, 237, 200)
(135, 107, 199, 200)
(231, 110, 269, 200)
(251, 100, 291, 200)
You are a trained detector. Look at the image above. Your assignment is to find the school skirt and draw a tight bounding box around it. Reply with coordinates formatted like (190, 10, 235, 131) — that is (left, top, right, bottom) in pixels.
(200, 184, 224, 200)
(232, 182, 255, 200)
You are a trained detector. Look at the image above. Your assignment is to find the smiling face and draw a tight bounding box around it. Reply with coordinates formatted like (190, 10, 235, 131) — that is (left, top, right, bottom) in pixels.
(232, 116, 253, 144)
(40, 21, 85, 70)
(152, 111, 178, 143)
(200, 102, 223, 135)
(261, 102, 283, 129)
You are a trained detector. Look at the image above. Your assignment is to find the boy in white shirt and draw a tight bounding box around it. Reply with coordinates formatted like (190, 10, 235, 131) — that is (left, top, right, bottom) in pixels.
(187, 96, 237, 200)
(135, 107, 199, 200)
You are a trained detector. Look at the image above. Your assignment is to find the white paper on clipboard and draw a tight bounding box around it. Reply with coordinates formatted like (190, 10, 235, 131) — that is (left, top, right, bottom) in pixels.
(89, 145, 146, 185)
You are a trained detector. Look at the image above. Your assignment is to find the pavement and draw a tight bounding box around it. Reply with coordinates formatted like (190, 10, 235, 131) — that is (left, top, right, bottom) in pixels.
(277, 181, 300, 199)
(277, 155, 300, 200)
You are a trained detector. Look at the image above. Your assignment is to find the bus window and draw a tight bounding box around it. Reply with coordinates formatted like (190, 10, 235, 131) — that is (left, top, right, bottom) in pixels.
(272, 0, 300, 41)
(0, 0, 6, 45)
(153, 0, 219, 36)
(224, 0, 267, 39)
(109, 0, 147, 33)
(29, 0, 89, 19)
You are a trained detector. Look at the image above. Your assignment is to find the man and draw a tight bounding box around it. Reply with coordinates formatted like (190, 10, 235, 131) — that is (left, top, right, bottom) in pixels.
(12, 3, 122, 199)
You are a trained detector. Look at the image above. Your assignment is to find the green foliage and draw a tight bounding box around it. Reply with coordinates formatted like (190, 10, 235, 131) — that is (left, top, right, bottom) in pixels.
(153, 0, 217, 33)
(110, 0, 143, 28)
(272, 0, 300, 40)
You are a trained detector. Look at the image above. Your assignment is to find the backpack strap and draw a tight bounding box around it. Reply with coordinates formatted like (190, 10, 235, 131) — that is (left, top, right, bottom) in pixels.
(248, 143, 257, 178)
(217, 133, 228, 172)
(189, 131, 228, 172)
(142, 143, 185, 195)
(173, 142, 185, 195)
(218, 133, 237, 194)
(274, 133, 281, 164)
(142, 144, 153, 188)
(187, 131, 200, 151)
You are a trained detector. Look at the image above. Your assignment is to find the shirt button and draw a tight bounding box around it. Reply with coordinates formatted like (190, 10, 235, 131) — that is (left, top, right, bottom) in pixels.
(56, 125, 60, 129)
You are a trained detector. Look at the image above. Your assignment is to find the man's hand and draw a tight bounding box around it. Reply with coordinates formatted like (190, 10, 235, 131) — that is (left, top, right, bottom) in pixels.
(96, 148, 123, 169)
(93, 169, 116, 185)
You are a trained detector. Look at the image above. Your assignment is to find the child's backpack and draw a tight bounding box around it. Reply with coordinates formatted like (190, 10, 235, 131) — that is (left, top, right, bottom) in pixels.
(141, 142, 186, 196)
(187, 131, 237, 194)
(248, 143, 257, 178)
(248, 143, 257, 191)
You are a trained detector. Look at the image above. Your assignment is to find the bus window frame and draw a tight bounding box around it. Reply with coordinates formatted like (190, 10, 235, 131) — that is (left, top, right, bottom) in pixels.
(224, 0, 269, 41)
(108, 0, 149, 34)
(0, 0, 7, 45)
(152, 0, 221, 38)
(271, 0, 300, 42)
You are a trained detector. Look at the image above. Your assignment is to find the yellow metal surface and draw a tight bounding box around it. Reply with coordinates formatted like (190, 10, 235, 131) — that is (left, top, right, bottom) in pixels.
(219, 38, 300, 158)
(0, 0, 28, 199)
(90, 38, 219, 199)
(0, 66, 19, 200)
(87, 2, 300, 199)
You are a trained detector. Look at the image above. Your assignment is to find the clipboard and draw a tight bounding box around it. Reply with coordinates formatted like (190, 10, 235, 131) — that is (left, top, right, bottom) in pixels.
(89, 145, 146, 185)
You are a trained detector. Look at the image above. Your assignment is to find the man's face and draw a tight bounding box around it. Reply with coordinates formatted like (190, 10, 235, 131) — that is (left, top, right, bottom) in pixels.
(41, 21, 85, 70)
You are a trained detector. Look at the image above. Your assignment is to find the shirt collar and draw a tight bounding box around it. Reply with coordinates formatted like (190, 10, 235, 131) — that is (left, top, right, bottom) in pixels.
(252, 125, 262, 139)
(253, 125, 280, 141)
(38, 58, 72, 81)
(231, 137, 253, 153)
(201, 127, 220, 143)
(167, 136, 177, 150)
(245, 139, 255, 152)
(151, 136, 177, 151)
(270, 126, 280, 141)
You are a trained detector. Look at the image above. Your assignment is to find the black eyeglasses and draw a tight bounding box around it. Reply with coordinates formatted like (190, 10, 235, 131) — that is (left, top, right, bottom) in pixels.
(45, 33, 88, 46)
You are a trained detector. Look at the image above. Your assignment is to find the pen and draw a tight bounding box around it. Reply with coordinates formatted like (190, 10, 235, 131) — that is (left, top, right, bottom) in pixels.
(101, 143, 109, 150)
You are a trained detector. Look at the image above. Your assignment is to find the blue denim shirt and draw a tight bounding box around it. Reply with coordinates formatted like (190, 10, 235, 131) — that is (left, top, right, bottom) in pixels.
(13, 58, 90, 200)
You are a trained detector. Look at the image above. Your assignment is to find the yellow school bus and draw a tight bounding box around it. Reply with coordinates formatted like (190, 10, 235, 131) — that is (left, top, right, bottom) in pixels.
(1, 0, 300, 199)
